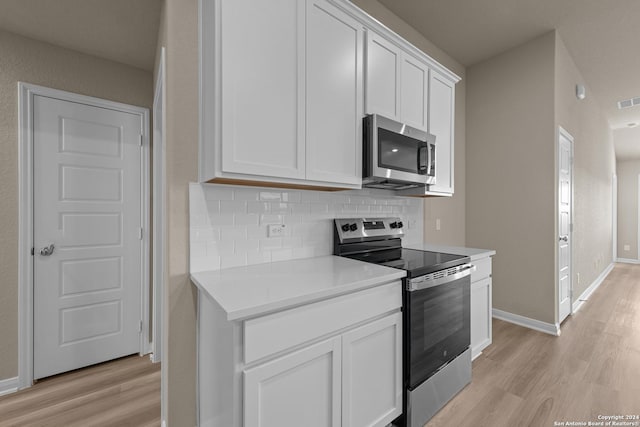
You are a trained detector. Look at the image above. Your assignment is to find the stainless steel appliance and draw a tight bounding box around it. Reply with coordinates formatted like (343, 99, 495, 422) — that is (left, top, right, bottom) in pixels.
(363, 114, 436, 190)
(333, 217, 474, 427)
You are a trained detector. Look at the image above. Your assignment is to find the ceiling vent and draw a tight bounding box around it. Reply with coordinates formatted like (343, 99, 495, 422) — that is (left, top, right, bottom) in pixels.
(618, 96, 640, 109)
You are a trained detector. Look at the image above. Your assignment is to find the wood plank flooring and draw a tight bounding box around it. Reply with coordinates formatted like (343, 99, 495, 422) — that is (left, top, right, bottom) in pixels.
(0, 355, 160, 427)
(427, 262, 640, 427)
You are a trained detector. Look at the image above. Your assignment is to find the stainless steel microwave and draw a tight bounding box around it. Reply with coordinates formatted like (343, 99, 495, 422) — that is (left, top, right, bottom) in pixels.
(363, 114, 436, 190)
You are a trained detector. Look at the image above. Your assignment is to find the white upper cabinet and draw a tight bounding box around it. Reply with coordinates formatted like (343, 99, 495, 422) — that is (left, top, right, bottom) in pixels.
(200, 0, 459, 193)
(306, 0, 363, 186)
(365, 32, 401, 120)
(400, 55, 429, 131)
(365, 32, 430, 132)
(200, 0, 363, 189)
(428, 72, 455, 194)
(219, 0, 305, 180)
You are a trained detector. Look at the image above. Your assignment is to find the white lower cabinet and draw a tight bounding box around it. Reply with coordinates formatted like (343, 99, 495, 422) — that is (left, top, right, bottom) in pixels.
(244, 337, 343, 427)
(244, 312, 402, 427)
(197, 281, 403, 427)
(342, 313, 402, 427)
(470, 256, 493, 359)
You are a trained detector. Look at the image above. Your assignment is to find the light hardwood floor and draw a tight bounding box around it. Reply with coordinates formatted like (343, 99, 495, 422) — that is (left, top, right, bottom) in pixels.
(0, 355, 160, 427)
(427, 262, 640, 427)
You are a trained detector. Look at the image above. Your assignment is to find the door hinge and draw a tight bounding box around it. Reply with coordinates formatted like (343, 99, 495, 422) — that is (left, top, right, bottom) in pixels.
(138, 228, 143, 240)
(31, 247, 34, 256)
(139, 321, 143, 333)
(139, 134, 144, 147)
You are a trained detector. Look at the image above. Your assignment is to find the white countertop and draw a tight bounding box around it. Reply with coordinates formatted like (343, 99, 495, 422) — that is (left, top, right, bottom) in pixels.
(405, 243, 496, 261)
(191, 256, 406, 321)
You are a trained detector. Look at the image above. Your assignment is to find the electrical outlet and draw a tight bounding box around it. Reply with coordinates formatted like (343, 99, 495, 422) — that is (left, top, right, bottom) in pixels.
(624, 244, 630, 251)
(267, 224, 285, 237)
(436, 218, 441, 231)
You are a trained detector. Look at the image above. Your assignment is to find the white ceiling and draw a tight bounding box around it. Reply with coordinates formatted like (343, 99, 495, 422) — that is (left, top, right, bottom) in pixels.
(0, 0, 161, 71)
(1, 0, 639, 158)
(378, 0, 640, 160)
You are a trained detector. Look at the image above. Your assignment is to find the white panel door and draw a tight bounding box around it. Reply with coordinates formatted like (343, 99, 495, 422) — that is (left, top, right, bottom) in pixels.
(365, 32, 401, 120)
(428, 72, 455, 194)
(33, 95, 142, 379)
(558, 129, 573, 323)
(400, 56, 428, 131)
(220, 0, 305, 179)
(342, 313, 402, 427)
(244, 336, 342, 427)
(306, 0, 363, 185)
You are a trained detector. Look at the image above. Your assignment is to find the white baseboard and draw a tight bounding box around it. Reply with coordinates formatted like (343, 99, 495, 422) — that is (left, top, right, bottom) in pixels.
(0, 376, 19, 397)
(492, 308, 560, 336)
(616, 258, 639, 264)
(572, 263, 615, 314)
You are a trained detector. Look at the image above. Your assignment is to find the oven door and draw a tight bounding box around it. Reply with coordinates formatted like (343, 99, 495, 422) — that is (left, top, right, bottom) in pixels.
(405, 274, 470, 390)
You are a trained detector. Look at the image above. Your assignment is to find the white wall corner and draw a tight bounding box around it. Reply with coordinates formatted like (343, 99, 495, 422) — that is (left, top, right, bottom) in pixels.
(492, 308, 561, 336)
(0, 376, 19, 397)
(572, 263, 615, 314)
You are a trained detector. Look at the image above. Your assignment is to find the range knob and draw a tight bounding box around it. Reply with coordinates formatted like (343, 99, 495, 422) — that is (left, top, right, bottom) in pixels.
(397, 221, 404, 228)
(349, 223, 358, 232)
(341, 223, 350, 232)
(390, 222, 398, 229)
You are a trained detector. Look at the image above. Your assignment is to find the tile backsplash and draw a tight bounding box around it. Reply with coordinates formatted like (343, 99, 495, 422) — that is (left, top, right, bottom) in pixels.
(189, 183, 424, 272)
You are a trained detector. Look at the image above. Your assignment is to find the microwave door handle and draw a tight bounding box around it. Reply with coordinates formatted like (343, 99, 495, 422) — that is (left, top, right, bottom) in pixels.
(418, 146, 428, 172)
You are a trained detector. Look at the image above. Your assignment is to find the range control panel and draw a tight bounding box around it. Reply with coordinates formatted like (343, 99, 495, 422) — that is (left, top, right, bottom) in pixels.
(334, 217, 404, 244)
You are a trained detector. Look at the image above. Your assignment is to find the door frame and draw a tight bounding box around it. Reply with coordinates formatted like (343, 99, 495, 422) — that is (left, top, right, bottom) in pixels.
(17, 82, 151, 389)
(557, 126, 574, 324)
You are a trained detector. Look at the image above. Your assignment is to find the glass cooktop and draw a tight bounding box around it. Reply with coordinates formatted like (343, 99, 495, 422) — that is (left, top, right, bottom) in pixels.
(345, 248, 469, 278)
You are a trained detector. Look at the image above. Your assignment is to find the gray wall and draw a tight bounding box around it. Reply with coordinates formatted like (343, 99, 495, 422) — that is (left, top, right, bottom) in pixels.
(466, 32, 557, 324)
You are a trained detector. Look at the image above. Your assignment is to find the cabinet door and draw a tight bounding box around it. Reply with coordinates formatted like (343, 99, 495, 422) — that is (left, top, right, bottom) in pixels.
(342, 313, 402, 427)
(306, 0, 363, 185)
(365, 32, 401, 120)
(220, 0, 305, 179)
(471, 277, 492, 359)
(428, 71, 455, 194)
(400, 55, 429, 131)
(244, 336, 341, 427)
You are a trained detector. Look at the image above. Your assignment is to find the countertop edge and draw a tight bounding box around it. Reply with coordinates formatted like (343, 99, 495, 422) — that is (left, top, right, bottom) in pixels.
(190, 263, 406, 322)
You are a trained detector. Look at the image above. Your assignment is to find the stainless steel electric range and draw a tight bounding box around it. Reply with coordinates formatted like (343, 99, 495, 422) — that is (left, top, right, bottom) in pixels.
(334, 217, 475, 427)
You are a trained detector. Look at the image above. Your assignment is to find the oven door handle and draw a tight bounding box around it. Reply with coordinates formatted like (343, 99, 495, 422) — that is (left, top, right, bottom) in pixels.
(407, 264, 476, 292)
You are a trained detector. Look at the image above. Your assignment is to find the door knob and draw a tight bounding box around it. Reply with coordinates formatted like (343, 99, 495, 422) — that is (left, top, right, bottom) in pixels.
(39, 244, 55, 256)
(559, 236, 568, 242)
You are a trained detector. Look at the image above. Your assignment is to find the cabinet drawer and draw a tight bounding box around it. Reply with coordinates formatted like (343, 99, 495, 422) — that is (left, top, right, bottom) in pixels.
(471, 257, 491, 283)
(244, 281, 402, 364)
